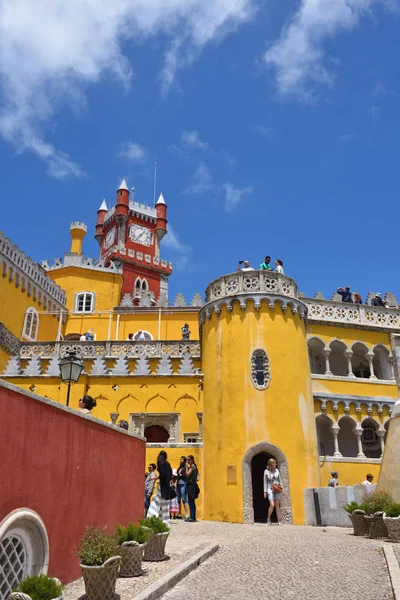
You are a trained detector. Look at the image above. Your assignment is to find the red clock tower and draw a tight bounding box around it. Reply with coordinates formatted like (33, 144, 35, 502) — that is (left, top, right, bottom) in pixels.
(95, 179, 172, 303)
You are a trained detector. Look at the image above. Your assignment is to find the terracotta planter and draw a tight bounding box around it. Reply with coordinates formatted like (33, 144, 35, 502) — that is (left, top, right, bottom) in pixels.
(365, 513, 388, 540)
(143, 531, 170, 562)
(119, 541, 147, 577)
(80, 556, 121, 600)
(348, 510, 368, 536)
(383, 514, 400, 543)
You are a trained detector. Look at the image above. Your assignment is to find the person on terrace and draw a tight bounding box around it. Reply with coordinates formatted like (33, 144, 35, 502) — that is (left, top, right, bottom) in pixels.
(260, 256, 273, 271)
(275, 259, 284, 274)
(181, 323, 191, 340)
(328, 471, 339, 487)
(78, 395, 97, 415)
(354, 293, 363, 304)
(238, 260, 254, 272)
(337, 286, 353, 303)
(371, 293, 387, 307)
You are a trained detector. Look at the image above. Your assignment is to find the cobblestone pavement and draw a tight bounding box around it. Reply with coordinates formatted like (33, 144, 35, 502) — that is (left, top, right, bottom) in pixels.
(64, 521, 393, 600)
(162, 522, 393, 600)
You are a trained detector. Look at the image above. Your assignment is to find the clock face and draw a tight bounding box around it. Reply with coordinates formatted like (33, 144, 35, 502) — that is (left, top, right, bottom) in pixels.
(129, 224, 152, 247)
(105, 227, 116, 249)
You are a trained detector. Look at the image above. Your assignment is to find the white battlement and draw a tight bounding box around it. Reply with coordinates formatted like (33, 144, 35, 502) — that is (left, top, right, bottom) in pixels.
(70, 221, 87, 232)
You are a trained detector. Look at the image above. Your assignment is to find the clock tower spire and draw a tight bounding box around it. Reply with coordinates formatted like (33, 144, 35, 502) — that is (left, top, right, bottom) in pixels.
(98, 178, 172, 303)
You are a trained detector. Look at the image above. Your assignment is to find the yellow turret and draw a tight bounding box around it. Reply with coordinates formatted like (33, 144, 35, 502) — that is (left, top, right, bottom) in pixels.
(69, 222, 87, 254)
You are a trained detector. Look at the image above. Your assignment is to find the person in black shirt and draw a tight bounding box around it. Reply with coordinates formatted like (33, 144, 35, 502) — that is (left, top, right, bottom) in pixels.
(146, 451, 172, 523)
(337, 286, 353, 303)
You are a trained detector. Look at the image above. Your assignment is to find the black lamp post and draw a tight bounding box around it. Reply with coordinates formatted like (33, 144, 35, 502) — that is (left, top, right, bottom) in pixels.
(59, 352, 84, 407)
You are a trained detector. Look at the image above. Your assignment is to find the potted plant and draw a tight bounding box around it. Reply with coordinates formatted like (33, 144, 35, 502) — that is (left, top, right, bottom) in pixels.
(383, 503, 400, 543)
(359, 490, 393, 539)
(139, 516, 170, 562)
(9, 574, 63, 600)
(76, 526, 121, 600)
(344, 501, 368, 537)
(115, 523, 150, 577)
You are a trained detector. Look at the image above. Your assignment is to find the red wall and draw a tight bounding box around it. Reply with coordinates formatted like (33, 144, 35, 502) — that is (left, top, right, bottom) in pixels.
(0, 381, 145, 583)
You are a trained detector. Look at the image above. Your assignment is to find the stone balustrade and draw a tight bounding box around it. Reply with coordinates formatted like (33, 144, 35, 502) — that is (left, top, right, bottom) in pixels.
(205, 271, 298, 302)
(304, 298, 400, 331)
(19, 340, 201, 359)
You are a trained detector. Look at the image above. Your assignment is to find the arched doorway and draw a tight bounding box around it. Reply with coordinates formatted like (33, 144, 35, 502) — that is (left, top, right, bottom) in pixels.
(144, 425, 169, 443)
(242, 441, 293, 524)
(251, 451, 277, 523)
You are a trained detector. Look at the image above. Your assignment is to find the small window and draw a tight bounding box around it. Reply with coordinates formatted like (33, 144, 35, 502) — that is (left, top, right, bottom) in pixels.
(22, 307, 39, 341)
(251, 349, 270, 390)
(183, 433, 200, 444)
(75, 292, 95, 313)
(141, 279, 148, 291)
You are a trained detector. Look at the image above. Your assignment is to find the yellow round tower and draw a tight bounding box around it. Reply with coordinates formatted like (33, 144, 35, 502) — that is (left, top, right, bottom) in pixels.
(200, 270, 320, 525)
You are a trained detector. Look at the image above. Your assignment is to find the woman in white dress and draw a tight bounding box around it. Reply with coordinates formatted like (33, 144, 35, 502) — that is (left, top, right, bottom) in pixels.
(275, 259, 284, 274)
(263, 458, 283, 525)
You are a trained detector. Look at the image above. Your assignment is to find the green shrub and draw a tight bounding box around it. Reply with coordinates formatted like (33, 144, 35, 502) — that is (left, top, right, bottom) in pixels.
(344, 501, 360, 514)
(115, 523, 150, 545)
(139, 516, 170, 533)
(385, 503, 400, 518)
(76, 526, 119, 566)
(15, 574, 63, 600)
(359, 490, 394, 515)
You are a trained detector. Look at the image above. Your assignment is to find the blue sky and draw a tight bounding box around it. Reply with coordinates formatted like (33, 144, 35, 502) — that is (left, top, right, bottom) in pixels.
(1, 0, 399, 303)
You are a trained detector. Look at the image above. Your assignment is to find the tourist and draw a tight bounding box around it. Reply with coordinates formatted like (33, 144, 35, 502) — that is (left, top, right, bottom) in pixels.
(260, 256, 273, 271)
(78, 395, 97, 414)
(263, 458, 283, 525)
(147, 451, 172, 524)
(170, 470, 180, 519)
(186, 455, 199, 522)
(354, 293, 363, 304)
(238, 260, 254, 271)
(361, 473, 374, 494)
(372, 293, 387, 307)
(181, 323, 191, 340)
(337, 287, 353, 303)
(126, 333, 134, 341)
(144, 463, 158, 516)
(275, 259, 284, 274)
(135, 330, 146, 341)
(117, 420, 129, 430)
(177, 456, 190, 521)
(79, 333, 86, 341)
(328, 471, 339, 487)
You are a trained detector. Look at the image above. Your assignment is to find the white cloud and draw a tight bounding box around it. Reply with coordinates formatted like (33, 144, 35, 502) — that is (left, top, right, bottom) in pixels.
(250, 124, 274, 138)
(183, 161, 215, 195)
(0, 0, 255, 177)
(181, 130, 208, 151)
(264, 0, 392, 99)
(162, 224, 192, 271)
(223, 182, 253, 213)
(119, 141, 148, 162)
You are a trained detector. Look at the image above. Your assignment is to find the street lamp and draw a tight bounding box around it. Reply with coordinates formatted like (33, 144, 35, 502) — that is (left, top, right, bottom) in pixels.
(59, 352, 84, 407)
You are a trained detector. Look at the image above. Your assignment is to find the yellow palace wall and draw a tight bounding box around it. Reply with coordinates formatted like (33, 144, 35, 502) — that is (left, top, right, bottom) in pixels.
(201, 301, 320, 525)
(0, 270, 61, 363)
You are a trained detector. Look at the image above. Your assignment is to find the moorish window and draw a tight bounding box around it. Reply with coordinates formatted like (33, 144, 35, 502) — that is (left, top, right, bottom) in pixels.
(74, 292, 95, 313)
(251, 348, 271, 390)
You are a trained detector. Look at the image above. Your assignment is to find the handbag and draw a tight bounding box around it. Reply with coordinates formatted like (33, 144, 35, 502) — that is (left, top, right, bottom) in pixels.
(272, 483, 283, 493)
(169, 484, 177, 500)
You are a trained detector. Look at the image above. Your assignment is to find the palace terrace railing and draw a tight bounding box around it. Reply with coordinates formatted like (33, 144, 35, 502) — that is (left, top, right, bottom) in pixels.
(304, 298, 400, 331)
(19, 340, 201, 359)
(205, 271, 298, 302)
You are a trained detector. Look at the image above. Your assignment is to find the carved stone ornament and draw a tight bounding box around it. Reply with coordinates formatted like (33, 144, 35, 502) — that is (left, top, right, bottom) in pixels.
(250, 349, 271, 390)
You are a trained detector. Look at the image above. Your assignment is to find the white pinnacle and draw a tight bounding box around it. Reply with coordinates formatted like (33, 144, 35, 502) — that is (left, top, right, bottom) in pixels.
(98, 199, 108, 211)
(156, 192, 166, 205)
(118, 178, 129, 192)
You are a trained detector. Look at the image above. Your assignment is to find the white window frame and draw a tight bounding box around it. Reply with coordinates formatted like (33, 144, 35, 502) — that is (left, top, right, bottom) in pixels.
(183, 433, 200, 444)
(133, 330, 153, 341)
(74, 292, 95, 313)
(22, 307, 39, 341)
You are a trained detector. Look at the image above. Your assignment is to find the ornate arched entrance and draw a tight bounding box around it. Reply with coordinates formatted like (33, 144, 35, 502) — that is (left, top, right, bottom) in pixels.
(242, 441, 293, 524)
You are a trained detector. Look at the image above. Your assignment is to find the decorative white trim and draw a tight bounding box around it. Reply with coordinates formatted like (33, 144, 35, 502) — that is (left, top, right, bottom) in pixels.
(311, 374, 396, 385)
(250, 348, 271, 390)
(320, 456, 382, 464)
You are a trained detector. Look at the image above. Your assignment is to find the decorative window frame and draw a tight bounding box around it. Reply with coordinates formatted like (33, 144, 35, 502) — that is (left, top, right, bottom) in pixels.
(183, 433, 200, 444)
(0, 508, 49, 599)
(134, 277, 149, 293)
(250, 348, 271, 390)
(74, 291, 96, 314)
(22, 307, 39, 341)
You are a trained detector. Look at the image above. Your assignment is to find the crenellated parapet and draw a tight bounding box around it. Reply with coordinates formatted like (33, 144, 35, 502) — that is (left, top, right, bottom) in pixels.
(0, 231, 66, 306)
(42, 254, 123, 274)
(199, 271, 307, 324)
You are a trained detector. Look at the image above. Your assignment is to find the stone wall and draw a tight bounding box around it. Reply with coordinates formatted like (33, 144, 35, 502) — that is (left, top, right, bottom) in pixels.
(304, 484, 377, 527)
